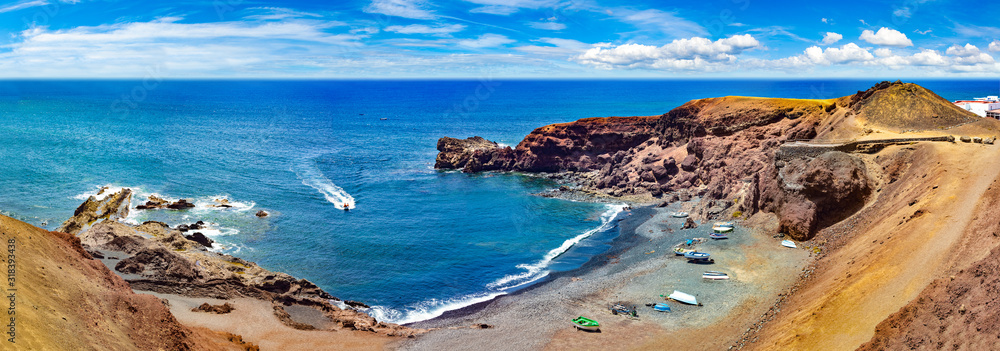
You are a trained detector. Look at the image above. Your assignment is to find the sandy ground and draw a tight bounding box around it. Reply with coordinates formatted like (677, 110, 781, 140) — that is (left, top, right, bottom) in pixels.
(750, 132, 1000, 350)
(398, 206, 810, 351)
(142, 291, 394, 351)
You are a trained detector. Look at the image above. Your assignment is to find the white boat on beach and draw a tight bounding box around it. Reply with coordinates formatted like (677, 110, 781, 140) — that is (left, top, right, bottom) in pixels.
(667, 290, 699, 305)
(671, 212, 689, 218)
(702, 271, 729, 280)
(712, 225, 733, 233)
(713, 221, 734, 228)
(781, 240, 796, 248)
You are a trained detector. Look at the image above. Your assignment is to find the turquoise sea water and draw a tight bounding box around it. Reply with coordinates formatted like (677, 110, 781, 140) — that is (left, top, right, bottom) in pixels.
(0, 79, 996, 323)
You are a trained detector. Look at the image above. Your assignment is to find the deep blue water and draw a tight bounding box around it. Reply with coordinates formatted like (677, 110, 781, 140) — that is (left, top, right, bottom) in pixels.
(0, 79, 996, 323)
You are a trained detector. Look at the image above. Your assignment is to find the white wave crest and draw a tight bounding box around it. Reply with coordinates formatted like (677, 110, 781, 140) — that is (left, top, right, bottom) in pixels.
(293, 158, 356, 210)
(366, 291, 505, 325)
(486, 203, 627, 290)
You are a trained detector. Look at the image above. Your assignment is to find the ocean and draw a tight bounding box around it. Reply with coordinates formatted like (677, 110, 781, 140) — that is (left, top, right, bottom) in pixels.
(0, 79, 996, 324)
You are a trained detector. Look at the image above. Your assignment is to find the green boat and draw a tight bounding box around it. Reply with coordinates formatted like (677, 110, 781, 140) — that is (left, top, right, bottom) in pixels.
(572, 316, 600, 331)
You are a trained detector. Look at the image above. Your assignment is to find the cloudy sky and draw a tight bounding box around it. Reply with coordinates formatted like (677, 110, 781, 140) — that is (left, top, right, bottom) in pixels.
(0, 0, 997, 78)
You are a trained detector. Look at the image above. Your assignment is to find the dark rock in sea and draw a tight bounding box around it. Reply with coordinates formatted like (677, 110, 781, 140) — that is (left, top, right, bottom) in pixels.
(177, 224, 190, 232)
(184, 232, 214, 248)
(57, 188, 132, 235)
(88, 250, 105, 259)
(167, 199, 195, 210)
(256, 210, 269, 217)
(344, 300, 370, 309)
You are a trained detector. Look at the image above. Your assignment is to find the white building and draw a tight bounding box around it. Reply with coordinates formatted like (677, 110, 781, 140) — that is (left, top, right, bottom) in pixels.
(954, 96, 1000, 118)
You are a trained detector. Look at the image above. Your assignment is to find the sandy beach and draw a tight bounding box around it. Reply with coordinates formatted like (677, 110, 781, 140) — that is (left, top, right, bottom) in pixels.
(399, 204, 811, 350)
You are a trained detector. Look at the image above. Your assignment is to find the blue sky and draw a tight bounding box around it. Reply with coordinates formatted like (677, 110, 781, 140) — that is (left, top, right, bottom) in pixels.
(0, 0, 997, 78)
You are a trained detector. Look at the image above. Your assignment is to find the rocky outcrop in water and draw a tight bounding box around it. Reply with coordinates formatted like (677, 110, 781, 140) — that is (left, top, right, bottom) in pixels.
(136, 195, 195, 210)
(66, 189, 421, 337)
(57, 188, 132, 235)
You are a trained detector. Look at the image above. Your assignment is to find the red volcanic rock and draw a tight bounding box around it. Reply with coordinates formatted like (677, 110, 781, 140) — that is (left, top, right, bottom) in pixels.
(680, 155, 698, 171)
(760, 151, 871, 240)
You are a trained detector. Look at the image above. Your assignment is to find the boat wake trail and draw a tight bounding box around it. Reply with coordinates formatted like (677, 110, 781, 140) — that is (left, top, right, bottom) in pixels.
(293, 157, 356, 210)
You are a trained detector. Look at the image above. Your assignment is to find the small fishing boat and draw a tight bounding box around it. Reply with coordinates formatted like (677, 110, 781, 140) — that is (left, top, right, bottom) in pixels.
(666, 290, 699, 305)
(781, 240, 796, 248)
(572, 316, 600, 331)
(684, 251, 710, 260)
(712, 225, 734, 233)
(703, 271, 730, 280)
(653, 303, 671, 312)
(709, 232, 728, 240)
(673, 247, 693, 256)
(671, 212, 689, 218)
(713, 221, 734, 228)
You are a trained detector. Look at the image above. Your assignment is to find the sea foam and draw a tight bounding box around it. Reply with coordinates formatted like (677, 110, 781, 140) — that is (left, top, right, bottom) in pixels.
(367, 203, 626, 325)
(486, 203, 626, 290)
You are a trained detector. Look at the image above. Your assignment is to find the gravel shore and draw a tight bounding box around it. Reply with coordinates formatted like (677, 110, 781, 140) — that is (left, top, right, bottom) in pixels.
(398, 204, 811, 351)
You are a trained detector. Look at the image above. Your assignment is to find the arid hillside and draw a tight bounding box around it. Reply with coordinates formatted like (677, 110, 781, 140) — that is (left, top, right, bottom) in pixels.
(0, 215, 243, 350)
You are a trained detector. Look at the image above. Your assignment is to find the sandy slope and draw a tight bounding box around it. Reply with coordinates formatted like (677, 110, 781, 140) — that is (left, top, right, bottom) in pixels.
(0, 215, 242, 350)
(749, 124, 1000, 350)
(145, 291, 394, 351)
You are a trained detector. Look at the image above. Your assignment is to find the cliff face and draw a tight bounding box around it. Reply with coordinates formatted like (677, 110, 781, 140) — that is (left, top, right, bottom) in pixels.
(435, 81, 976, 240)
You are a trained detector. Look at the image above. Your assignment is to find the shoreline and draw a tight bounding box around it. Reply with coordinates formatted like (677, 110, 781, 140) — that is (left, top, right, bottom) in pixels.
(409, 205, 652, 326)
(399, 203, 812, 350)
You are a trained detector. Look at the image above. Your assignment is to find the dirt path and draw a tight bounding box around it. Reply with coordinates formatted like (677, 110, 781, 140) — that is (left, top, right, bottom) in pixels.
(750, 141, 1000, 350)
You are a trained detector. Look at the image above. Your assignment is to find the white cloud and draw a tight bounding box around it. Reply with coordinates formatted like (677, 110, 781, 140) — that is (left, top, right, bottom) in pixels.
(821, 32, 842, 45)
(946, 43, 982, 57)
(364, 0, 436, 20)
(821, 18, 830, 24)
(574, 34, 759, 70)
(893, 7, 911, 18)
(457, 33, 515, 48)
(874, 48, 893, 57)
(990, 40, 1000, 52)
(384, 24, 466, 35)
(514, 37, 590, 56)
(469, 5, 519, 15)
(243, 7, 324, 21)
(615, 9, 707, 38)
(859, 27, 913, 47)
(0, 0, 48, 13)
(528, 21, 566, 30)
(803, 43, 874, 65)
(908, 49, 948, 66)
(0, 17, 364, 77)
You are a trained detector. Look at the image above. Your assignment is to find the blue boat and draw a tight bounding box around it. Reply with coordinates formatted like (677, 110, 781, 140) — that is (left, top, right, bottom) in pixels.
(653, 303, 671, 312)
(709, 233, 728, 240)
(684, 251, 710, 260)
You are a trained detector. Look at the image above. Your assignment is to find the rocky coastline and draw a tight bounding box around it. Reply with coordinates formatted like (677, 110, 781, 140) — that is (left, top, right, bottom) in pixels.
(59, 188, 421, 338)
